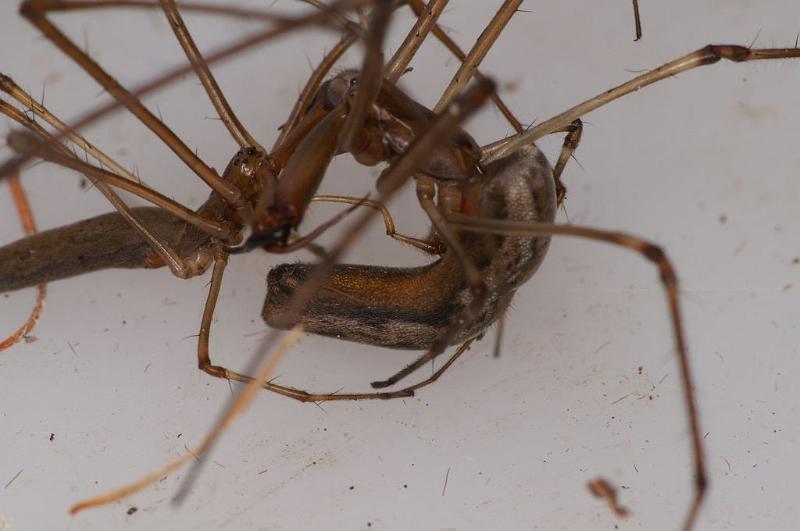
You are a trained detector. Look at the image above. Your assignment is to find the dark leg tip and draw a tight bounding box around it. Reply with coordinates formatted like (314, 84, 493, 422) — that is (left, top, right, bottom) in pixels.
(370, 378, 392, 389)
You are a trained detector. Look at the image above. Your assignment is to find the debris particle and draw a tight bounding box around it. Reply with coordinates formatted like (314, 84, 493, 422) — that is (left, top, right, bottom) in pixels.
(587, 478, 628, 518)
(593, 340, 611, 354)
(4, 469, 23, 489)
(442, 467, 451, 496)
(126, 506, 138, 516)
(49, 433, 55, 441)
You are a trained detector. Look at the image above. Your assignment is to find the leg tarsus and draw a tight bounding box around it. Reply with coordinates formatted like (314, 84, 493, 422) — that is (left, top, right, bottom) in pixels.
(372, 339, 472, 390)
(551, 118, 583, 207)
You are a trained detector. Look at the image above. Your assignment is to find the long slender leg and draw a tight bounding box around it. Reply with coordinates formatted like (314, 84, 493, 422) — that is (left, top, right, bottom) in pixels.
(370, 341, 440, 389)
(2, 0, 368, 182)
(339, 0, 393, 152)
(311, 194, 443, 254)
(7, 127, 230, 240)
(0, 74, 139, 182)
(405, 0, 523, 134)
(483, 44, 800, 163)
(0, 173, 46, 351)
(447, 213, 706, 531)
(272, 32, 358, 151)
(160, 0, 263, 151)
(1, 77, 218, 276)
(20, 0, 244, 207)
(433, 0, 522, 112)
(275, 339, 475, 401)
(384, 0, 449, 81)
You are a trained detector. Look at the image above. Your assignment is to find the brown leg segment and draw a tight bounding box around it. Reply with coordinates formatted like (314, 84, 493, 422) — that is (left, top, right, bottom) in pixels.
(385, 0, 450, 81)
(272, 31, 358, 151)
(160, 0, 263, 151)
(311, 195, 443, 255)
(405, 0, 524, 134)
(632, 0, 642, 41)
(339, 0, 393, 152)
(0, 173, 46, 351)
(433, 0, 522, 113)
(551, 118, 583, 207)
(6, 127, 230, 241)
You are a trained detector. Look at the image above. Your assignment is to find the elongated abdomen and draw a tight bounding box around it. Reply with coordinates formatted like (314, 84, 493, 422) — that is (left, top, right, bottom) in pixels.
(0, 207, 197, 292)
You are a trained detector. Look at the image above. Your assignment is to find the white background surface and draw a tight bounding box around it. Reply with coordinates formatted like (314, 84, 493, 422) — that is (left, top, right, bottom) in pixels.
(1, 1, 799, 530)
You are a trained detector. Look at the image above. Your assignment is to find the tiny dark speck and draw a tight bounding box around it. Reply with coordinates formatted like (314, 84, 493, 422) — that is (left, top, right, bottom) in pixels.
(49, 433, 54, 441)
(349, 485, 355, 490)
(126, 507, 138, 516)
